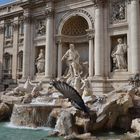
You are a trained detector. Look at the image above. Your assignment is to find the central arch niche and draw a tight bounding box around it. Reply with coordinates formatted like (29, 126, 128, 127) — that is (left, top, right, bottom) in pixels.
(60, 15, 90, 78)
(61, 16, 88, 36)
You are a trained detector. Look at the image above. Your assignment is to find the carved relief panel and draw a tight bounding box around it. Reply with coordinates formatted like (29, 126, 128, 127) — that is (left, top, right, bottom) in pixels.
(35, 19, 46, 37)
(110, 0, 126, 24)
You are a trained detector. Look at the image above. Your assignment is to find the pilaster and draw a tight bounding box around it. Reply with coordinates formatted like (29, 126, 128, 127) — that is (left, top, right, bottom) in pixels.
(94, 1, 105, 77)
(57, 41, 62, 78)
(45, 1, 55, 79)
(129, 0, 140, 73)
(22, 8, 32, 79)
(12, 17, 19, 81)
(86, 29, 94, 77)
(0, 21, 4, 82)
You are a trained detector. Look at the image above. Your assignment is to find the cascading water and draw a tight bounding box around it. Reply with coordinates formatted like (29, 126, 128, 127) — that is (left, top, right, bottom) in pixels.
(10, 104, 60, 128)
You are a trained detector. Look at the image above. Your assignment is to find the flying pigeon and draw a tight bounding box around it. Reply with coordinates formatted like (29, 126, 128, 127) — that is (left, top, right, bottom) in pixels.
(50, 80, 90, 114)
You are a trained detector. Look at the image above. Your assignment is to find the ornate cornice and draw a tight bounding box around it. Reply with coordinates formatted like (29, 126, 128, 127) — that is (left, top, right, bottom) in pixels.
(56, 35, 89, 43)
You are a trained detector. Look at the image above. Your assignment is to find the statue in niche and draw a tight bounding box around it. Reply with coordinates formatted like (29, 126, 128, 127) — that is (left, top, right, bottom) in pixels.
(37, 21, 46, 36)
(36, 49, 45, 74)
(61, 44, 81, 84)
(111, 38, 127, 71)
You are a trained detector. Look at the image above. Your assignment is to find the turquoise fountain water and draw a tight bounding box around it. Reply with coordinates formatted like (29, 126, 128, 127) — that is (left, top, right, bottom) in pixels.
(0, 122, 63, 140)
(0, 122, 125, 140)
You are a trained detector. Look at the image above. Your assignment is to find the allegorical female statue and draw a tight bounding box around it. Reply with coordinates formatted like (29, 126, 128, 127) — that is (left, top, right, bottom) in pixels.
(36, 49, 45, 73)
(111, 38, 127, 71)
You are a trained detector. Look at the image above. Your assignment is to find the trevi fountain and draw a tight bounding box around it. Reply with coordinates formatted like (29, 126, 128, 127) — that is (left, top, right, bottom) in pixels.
(0, 0, 140, 140)
(1, 44, 140, 140)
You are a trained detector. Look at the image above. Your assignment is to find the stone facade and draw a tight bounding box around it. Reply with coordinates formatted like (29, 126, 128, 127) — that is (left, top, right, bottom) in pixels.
(0, 0, 140, 93)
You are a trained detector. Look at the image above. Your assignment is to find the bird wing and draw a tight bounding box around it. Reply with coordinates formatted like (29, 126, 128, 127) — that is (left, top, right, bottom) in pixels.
(51, 80, 89, 113)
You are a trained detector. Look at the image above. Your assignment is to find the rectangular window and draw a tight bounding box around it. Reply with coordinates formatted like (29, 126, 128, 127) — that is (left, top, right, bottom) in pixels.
(5, 23, 13, 38)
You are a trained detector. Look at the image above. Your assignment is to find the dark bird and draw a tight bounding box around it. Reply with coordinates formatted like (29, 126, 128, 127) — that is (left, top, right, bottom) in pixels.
(50, 80, 90, 114)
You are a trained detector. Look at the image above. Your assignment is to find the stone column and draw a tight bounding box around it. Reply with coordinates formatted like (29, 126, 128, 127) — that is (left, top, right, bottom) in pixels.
(22, 9, 31, 79)
(130, 0, 140, 73)
(94, 2, 104, 77)
(29, 20, 35, 79)
(57, 41, 62, 78)
(87, 29, 94, 77)
(45, 2, 54, 79)
(0, 21, 4, 82)
(12, 17, 19, 81)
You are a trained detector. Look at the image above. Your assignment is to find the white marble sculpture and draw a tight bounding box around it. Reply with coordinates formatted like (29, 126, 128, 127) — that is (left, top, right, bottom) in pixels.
(36, 49, 45, 74)
(81, 78, 91, 99)
(111, 38, 127, 71)
(73, 75, 82, 94)
(14, 77, 34, 93)
(61, 44, 81, 83)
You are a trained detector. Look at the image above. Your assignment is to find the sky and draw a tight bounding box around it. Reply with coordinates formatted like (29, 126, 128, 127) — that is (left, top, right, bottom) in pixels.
(0, 0, 15, 5)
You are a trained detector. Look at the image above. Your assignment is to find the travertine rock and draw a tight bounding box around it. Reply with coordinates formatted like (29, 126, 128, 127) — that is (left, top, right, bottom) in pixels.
(55, 110, 77, 135)
(0, 103, 11, 121)
(64, 133, 97, 140)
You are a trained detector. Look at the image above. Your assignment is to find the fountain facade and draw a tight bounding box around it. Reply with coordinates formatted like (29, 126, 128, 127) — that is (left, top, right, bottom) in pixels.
(0, 0, 140, 139)
(0, 0, 140, 94)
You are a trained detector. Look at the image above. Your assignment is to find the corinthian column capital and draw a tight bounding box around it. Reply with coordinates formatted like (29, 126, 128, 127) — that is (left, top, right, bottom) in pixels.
(44, 8, 54, 17)
(44, 1, 54, 17)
